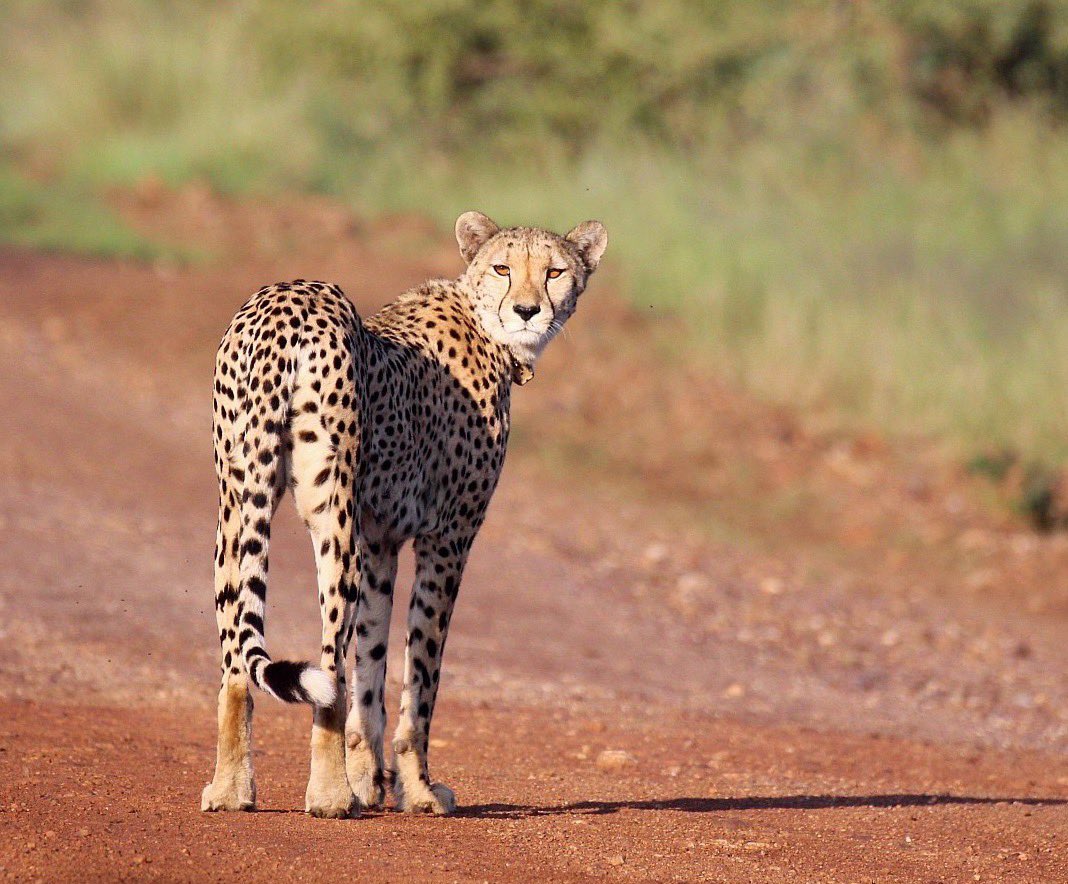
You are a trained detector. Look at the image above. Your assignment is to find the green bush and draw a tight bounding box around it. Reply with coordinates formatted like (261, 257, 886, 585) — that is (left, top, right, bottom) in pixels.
(4, 0, 1068, 460)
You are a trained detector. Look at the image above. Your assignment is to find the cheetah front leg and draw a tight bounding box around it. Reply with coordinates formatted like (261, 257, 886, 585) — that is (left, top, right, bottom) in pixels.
(391, 534, 467, 815)
(344, 533, 397, 811)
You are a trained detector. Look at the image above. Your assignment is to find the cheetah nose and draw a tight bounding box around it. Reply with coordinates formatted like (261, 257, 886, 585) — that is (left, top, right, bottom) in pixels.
(513, 303, 540, 321)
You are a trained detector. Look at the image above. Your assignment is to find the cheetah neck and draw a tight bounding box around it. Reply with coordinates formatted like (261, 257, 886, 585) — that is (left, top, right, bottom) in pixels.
(510, 358, 534, 386)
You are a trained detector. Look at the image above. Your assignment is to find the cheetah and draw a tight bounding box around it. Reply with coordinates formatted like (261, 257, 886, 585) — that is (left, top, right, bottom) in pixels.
(201, 212, 607, 817)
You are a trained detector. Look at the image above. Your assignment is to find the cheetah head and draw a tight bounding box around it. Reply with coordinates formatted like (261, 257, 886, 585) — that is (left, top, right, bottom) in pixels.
(455, 212, 608, 380)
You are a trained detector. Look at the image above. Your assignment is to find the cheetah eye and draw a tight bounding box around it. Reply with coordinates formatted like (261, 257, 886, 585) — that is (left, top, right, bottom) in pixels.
(546, 268, 564, 279)
(492, 264, 510, 276)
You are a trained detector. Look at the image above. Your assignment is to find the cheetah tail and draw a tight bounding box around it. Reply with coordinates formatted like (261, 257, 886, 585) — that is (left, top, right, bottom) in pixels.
(229, 318, 336, 708)
(254, 657, 336, 707)
(235, 526, 336, 706)
(238, 589, 335, 705)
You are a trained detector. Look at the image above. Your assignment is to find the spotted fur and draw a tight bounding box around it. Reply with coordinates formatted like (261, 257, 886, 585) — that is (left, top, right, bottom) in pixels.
(201, 213, 607, 817)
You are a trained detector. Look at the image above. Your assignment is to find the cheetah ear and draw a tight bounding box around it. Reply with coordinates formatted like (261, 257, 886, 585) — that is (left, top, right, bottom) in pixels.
(565, 220, 608, 273)
(455, 211, 500, 264)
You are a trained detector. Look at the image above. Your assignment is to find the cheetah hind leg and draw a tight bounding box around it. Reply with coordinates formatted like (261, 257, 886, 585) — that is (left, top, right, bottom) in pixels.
(301, 505, 359, 817)
(201, 680, 256, 812)
(203, 485, 257, 812)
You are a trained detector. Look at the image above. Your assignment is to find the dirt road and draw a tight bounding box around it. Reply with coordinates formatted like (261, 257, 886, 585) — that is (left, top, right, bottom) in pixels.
(1, 190, 1066, 881)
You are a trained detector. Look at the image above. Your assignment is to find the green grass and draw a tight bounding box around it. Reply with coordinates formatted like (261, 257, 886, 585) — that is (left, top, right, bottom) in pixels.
(5, 1, 1068, 461)
(320, 124, 1068, 462)
(0, 165, 162, 260)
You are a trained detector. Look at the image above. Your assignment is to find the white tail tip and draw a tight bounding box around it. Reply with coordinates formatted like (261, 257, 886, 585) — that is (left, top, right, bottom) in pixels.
(301, 667, 337, 707)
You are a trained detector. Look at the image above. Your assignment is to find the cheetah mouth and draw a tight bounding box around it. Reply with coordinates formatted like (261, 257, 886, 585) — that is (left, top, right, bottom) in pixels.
(508, 328, 547, 344)
(494, 309, 551, 339)
(483, 309, 553, 364)
(491, 320, 546, 348)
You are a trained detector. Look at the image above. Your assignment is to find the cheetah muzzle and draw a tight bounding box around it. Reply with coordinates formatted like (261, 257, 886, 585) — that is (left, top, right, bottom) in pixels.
(202, 212, 607, 817)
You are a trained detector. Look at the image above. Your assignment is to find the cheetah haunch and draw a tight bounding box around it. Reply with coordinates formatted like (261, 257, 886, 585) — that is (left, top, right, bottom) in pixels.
(202, 212, 607, 817)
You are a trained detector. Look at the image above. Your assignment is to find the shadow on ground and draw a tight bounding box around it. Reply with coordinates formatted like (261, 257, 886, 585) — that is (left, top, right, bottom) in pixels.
(459, 793, 1068, 819)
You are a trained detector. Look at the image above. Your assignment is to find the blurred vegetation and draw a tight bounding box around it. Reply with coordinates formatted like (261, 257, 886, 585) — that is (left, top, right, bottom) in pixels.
(4, 1, 1068, 461)
(0, 166, 163, 259)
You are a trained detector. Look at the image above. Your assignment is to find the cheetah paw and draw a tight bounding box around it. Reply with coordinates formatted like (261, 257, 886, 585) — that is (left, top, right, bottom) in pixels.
(397, 781, 456, 815)
(351, 771, 387, 811)
(305, 783, 358, 819)
(201, 779, 256, 812)
(306, 799, 356, 819)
